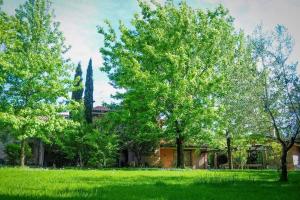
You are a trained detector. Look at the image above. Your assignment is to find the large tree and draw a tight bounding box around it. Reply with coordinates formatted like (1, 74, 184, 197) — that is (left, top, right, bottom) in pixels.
(252, 25, 300, 181)
(99, 1, 250, 168)
(0, 0, 72, 166)
(84, 59, 94, 124)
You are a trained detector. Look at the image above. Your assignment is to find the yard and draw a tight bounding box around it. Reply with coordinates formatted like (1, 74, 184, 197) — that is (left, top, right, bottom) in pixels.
(0, 168, 300, 200)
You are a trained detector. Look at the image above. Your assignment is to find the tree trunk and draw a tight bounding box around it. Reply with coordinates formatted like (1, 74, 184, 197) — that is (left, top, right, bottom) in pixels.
(20, 139, 26, 167)
(38, 140, 44, 167)
(136, 150, 142, 167)
(214, 152, 218, 169)
(280, 145, 288, 182)
(33, 139, 39, 165)
(226, 131, 233, 169)
(176, 135, 184, 168)
(79, 151, 83, 168)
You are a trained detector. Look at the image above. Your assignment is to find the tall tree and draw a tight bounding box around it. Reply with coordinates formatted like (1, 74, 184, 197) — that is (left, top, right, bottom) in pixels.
(84, 59, 94, 123)
(214, 37, 264, 169)
(252, 25, 300, 181)
(0, 0, 72, 167)
(67, 61, 85, 166)
(99, 1, 249, 168)
(71, 62, 83, 102)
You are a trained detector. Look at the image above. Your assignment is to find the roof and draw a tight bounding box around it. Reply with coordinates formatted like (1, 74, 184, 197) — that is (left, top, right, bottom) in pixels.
(160, 143, 209, 150)
(93, 106, 110, 112)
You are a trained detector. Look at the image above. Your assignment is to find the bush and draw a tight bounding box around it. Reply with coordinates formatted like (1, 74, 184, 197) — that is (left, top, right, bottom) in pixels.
(85, 131, 119, 168)
(5, 143, 32, 165)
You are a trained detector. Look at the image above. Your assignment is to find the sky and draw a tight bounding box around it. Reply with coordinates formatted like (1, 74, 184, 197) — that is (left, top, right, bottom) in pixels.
(2, 0, 300, 106)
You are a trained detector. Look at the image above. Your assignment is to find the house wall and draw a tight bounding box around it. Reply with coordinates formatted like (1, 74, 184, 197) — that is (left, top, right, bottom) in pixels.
(160, 148, 174, 168)
(144, 149, 160, 167)
(121, 149, 161, 167)
(160, 148, 208, 169)
(287, 145, 300, 169)
(191, 150, 208, 169)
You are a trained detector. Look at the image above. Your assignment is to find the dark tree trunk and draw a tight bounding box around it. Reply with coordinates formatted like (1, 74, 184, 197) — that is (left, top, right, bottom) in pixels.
(136, 151, 142, 167)
(33, 139, 39, 165)
(280, 144, 288, 182)
(38, 140, 44, 167)
(20, 139, 26, 167)
(78, 151, 83, 168)
(214, 152, 218, 169)
(176, 135, 184, 169)
(226, 131, 233, 169)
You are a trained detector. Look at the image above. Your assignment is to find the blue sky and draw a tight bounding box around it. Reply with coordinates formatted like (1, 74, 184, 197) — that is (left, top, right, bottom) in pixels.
(2, 0, 300, 106)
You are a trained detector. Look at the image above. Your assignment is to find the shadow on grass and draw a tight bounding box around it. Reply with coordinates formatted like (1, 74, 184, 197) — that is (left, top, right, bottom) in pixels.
(1, 172, 300, 200)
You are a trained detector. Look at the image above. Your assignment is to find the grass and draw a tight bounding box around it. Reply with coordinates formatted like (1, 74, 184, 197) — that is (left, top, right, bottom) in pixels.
(0, 168, 300, 200)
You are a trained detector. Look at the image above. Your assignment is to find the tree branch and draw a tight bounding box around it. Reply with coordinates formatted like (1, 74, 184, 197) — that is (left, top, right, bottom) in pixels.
(287, 124, 300, 151)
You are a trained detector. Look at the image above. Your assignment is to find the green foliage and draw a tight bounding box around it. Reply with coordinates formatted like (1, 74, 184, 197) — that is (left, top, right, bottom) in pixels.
(251, 24, 300, 143)
(84, 59, 94, 124)
(232, 139, 249, 169)
(85, 130, 119, 168)
(100, 104, 161, 166)
(0, 104, 73, 142)
(0, 0, 72, 166)
(5, 143, 31, 165)
(266, 142, 281, 168)
(213, 34, 264, 143)
(57, 123, 119, 168)
(71, 62, 84, 102)
(252, 24, 300, 181)
(55, 102, 119, 168)
(99, 1, 249, 167)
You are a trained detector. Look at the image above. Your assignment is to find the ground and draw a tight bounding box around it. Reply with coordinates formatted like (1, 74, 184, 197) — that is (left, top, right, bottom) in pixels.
(0, 168, 300, 200)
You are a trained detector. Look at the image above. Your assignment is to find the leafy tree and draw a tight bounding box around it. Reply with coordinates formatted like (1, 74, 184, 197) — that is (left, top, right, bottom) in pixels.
(99, 1, 250, 168)
(5, 143, 32, 165)
(100, 103, 161, 167)
(0, 0, 72, 166)
(84, 124, 119, 168)
(55, 103, 87, 167)
(0, 5, 16, 107)
(56, 106, 119, 168)
(214, 36, 264, 169)
(71, 62, 84, 102)
(252, 25, 300, 181)
(84, 59, 94, 124)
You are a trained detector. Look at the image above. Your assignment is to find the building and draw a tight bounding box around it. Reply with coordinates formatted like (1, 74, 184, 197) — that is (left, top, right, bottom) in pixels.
(287, 140, 300, 169)
(159, 144, 209, 168)
(92, 106, 110, 117)
(119, 142, 209, 169)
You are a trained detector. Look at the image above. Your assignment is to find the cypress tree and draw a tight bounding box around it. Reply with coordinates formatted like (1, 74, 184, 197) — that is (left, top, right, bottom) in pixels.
(71, 62, 83, 102)
(84, 59, 94, 123)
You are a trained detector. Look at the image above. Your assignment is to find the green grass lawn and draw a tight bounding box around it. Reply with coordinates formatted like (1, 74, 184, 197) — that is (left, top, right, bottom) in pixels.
(0, 168, 299, 200)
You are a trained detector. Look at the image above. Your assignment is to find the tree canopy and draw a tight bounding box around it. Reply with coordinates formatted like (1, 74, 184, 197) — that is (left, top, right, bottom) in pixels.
(0, 0, 72, 166)
(99, 1, 255, 168)
(252, 24, 300, 181)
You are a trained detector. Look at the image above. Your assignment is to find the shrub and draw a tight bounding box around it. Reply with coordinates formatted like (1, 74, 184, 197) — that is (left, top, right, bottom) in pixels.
(85, 131, 119, 168)
(5, 143, 32, 165)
